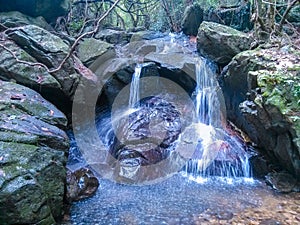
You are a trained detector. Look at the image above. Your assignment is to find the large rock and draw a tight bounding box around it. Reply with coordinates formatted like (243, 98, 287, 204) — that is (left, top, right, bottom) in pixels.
(95, 29, 132, 45)
(221, 46, 300, 180)
(0, 11, 52, 30)
(88, 39, 203, 108)
(0, 0, 69, 23)
(0, 81, 69, 224)
(77, 38, 113, 67)
(181, 4, 204, 36)
(0, 25, 81, 111)
(197, 21, 253, 66)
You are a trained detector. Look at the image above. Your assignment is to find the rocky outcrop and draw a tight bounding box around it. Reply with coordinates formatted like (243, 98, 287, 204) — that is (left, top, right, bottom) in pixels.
(197, 21, 253, 66)
(88, 39, 201, 108)
(0, 11, 52, 30)
(0, 24, 81, 111)
(0, 0, 69, 23)
(221, 46, 300, 180)
(181, 4, 204, 36)
(0, 81, 69, 224)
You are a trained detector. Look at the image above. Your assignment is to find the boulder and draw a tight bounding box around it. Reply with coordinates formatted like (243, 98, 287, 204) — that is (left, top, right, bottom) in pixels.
(0, 81, 69, 224)
(221, 46, 300, 180)
(0, 25, 81, 111)
(66, 167, 99, 202)
(197, 21, 253, 66)
(0, 11, 52, 30)
(95, 29, 132, 45)
(130, 30, 165, 42)
(181, 4, 204, 36)
(0, 0, 69, 23)
(77, 38, 113, 67)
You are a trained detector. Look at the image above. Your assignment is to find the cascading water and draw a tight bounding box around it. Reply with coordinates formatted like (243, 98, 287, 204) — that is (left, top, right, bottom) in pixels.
(184, 58, 252, 180)
(129, 64, 143, 109)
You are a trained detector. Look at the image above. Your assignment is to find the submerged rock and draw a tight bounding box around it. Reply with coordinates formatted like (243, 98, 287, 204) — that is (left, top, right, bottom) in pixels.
(0, 81, 69, 224)
(197, 21, 253, 66)
(66, 167, 99, 202)
(221, 46, 300, 180)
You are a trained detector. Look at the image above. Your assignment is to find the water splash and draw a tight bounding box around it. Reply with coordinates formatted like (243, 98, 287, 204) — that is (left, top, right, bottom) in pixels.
(185, 58, 252, 180)
(128, 64, 143, 109)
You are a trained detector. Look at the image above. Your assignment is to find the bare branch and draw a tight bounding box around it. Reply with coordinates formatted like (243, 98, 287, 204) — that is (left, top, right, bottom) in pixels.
(278, 0, 300, 32)
(49, 0, 121, 74)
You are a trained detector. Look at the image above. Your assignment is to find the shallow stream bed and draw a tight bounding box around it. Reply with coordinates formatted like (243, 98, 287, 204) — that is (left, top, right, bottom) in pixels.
(63, 174, 300, 225)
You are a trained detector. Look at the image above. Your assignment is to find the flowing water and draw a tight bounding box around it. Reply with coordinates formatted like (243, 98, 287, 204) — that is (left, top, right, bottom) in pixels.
(64, 174, 300, 225)
(129, 64, 143, 109)
(66, 35, 300, 224)
(184, 58, 251, 179)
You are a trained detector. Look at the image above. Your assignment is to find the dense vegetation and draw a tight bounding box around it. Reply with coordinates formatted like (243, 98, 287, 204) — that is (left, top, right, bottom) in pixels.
(57, 0, 299, 41)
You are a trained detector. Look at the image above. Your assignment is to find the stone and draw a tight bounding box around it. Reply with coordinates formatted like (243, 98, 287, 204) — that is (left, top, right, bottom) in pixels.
(265, 172, 297, 193)
(107, 96, 183, 184)
(2, 25, 81, 110)
(221, 46, 300, 180)
(181, 3, 204, 36)
(66, 167, 99, 202)
(0, 81, 69, 224)
(197, 21, 253, 66)
(204, 1, 253, 32)
(0, 11, 52, 30)
(95, 29, 132, 45)
(0, 0, 70, 23)
(130, 30, 165, 42)
(77, 38, 113, 67)
(287, 5, 300, 23)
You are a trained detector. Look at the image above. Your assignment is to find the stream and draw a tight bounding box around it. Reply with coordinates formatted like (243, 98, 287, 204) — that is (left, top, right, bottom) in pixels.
(65, 34, 300, 224)
(64, 174, 300, 224)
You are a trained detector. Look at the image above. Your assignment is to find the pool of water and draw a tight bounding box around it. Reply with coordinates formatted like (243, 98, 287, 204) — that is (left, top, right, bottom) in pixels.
(62, 173, 300, 225)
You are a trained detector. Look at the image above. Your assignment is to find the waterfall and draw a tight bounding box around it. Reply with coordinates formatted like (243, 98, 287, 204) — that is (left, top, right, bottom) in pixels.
(129, 64, 143, 109)
(185, 58, 252, 180)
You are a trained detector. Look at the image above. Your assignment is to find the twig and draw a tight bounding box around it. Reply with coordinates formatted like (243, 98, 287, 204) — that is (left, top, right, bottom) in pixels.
(278, 0, 300, 32)
(49, 0, 121, 74)
(0, 42, 50, 70)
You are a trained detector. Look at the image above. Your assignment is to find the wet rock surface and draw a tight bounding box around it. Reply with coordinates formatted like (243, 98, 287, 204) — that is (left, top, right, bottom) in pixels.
(66, 167, 99, 202)
(0, 81, 69, 224)
(221, 46, 300, 180)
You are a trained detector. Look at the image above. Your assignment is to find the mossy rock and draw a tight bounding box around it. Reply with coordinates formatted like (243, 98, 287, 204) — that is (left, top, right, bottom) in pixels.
(0, 81, 69, 224)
